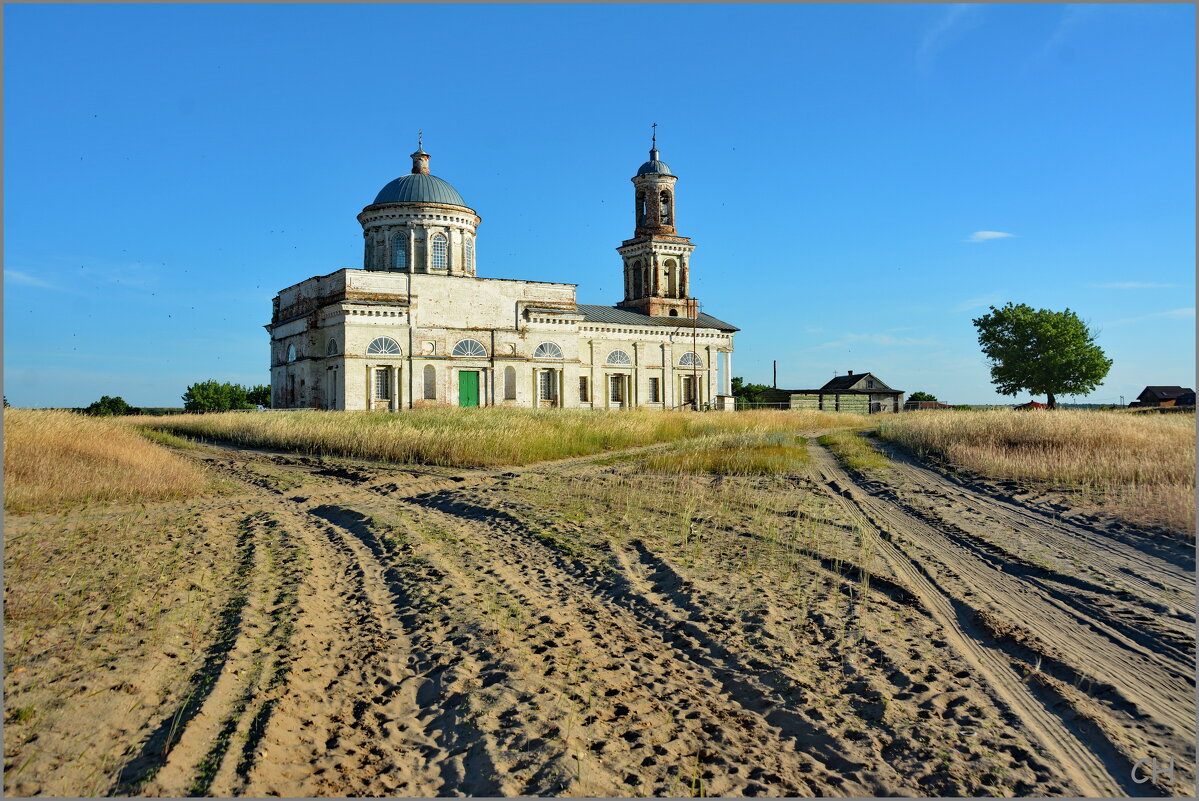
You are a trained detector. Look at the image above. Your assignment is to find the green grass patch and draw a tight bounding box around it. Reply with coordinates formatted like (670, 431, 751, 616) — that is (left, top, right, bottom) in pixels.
(643, 433, 810, 476)
(818, 430, 890, 473)
(135, 427, 202, 450)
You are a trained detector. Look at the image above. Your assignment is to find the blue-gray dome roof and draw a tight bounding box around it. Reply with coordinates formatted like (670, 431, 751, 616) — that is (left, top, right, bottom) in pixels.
(636, 147, 673, 177)
(373, 173, 467, 206)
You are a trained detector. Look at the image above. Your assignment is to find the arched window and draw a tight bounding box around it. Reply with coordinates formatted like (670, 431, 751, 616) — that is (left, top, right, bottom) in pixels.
(423, 365, 437, 400)
(660, 190, 672, 225)
(392, 233, 407, 271)
(451, 338, 487, 358)
(504, 366, 516, 400)
(606, 349, 632, 366)
(287, 344, 297, 363)
(679, 351, 703, 368)
(366, 337, 402, 356)
(533, 342, 563, 359)
(636, 190, 646, 227)
(465, 238, 474, 272)
(669, 309, 679, 317)
(326, 339, 339, 356)
(664, 258, 678, 296)
(432, 233, 448, 270)
(632, 260, 643, 297)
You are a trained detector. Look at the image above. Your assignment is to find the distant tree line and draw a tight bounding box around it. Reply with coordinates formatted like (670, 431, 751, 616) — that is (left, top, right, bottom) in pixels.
(70, 382, 271, 416)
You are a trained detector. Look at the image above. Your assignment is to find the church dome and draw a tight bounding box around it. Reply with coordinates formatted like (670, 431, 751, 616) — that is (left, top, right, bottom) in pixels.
(373, 173, 467, 206)
(636, 147, 673, 177)
(371, 146, 469, 207)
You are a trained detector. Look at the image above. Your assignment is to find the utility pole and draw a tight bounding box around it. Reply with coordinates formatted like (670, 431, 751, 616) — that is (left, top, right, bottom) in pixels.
(773, 360, 777, 389)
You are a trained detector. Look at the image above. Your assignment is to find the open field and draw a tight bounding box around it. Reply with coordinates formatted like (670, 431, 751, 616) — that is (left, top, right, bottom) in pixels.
(132, 408, 868, 468)
(877, 409, 1196, 535)
(2, 410, 212, 514)
(4, 409, 1195, 796)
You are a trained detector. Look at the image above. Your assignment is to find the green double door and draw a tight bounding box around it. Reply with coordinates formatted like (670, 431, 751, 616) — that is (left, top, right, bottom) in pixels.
(458, 371, 480, 407)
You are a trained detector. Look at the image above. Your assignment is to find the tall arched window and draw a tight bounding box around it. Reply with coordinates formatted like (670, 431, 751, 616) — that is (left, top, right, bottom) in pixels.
(636, 190, 646, 227)
(606, 349, 632, 366)
(366, 337, 402, 356)
(533, 342, 564, 359)
(451, 339, 487, 358)
(326, 339, 339, 356)
(679, 351, 703, 368)
(664, 258, 678, 297)
(392, 233, 407, 271)
(504, 366, 516, 400)
(432, 233, 448, 270)
(423, 365, 437, 400)
(632, 260, 643, 297)
(465, 238, 474, 272)
(287, 344, 297, 363)
(659, 190, 672, 225)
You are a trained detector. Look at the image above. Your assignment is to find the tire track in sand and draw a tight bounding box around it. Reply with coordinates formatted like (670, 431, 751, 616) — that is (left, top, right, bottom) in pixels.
(807, 440, 1143, 798)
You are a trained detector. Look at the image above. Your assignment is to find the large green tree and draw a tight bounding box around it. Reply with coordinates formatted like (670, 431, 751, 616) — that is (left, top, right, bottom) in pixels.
(84, 395, 135, 416)
(245, 384, 271, 408)
(907, 391, 938, 403)
(972, 303, 1112, 409)
(182, 380, 254, 412)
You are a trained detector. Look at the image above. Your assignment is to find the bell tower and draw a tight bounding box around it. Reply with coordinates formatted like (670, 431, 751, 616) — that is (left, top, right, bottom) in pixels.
(616, 126, 697, 318)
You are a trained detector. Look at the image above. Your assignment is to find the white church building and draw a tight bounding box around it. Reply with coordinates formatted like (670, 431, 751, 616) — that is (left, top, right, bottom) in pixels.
(267, 139, 738, 411)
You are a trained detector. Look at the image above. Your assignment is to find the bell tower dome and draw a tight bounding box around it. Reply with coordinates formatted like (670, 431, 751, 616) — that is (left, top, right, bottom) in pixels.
(616, 126, 697, 317)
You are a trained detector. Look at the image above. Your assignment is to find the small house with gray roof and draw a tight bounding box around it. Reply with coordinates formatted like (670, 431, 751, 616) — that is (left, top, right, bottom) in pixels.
(761, 371, 904, 414)
(266, 135, 737, 411)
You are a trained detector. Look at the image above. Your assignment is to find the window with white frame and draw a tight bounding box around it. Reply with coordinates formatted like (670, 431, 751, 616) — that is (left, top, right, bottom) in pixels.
(327, 339, 339, 356)
(374, 369, 390, 400)
(392, 233, 407, 271)
(451, 339, 487, 358)
(681, 376, 695, 403)
(504, 366, 516, 400)
(538, 371, 558, 402)
(533, 342, 563, 359)
(465, 238, 474, 272)
(679, 351, 703, 368)
(423, 365, 437, 400)
(648, 377, 661, 403)
(579, 376, 589, 402)
(606, 349, 632, 366)
(432, 233, 448, 270)
(367, 337, 402, 356)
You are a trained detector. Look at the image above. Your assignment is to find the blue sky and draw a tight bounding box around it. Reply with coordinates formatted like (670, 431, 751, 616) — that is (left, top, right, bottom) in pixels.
(4, 3, 1194, 408)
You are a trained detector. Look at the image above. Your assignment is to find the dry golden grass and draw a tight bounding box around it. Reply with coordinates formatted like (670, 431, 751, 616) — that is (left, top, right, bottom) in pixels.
(135, 408, 868, 468)
(877, 409, 1196, 533)
(3, 410, 209, 514)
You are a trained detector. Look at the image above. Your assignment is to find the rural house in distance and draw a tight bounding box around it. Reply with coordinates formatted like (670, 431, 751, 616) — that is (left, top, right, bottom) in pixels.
(763, 371, 905, 413)
(1129, 385, 1195, 408)
(266, 138, 738, 411)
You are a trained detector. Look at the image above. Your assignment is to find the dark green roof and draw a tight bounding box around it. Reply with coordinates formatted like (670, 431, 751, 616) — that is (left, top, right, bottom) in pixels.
(372, 173, 468, 207)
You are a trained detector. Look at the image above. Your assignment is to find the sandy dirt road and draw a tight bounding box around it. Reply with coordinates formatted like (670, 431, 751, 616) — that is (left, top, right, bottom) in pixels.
(4, 433, 1193, 797)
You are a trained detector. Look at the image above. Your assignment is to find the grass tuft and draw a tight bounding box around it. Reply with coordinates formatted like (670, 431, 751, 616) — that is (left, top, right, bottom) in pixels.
(643, 433, 810, 475)
(818, 429, 890, 473)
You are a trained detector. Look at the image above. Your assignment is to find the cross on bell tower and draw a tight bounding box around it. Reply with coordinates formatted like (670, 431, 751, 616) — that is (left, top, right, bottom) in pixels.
(615, 128, 697, 318)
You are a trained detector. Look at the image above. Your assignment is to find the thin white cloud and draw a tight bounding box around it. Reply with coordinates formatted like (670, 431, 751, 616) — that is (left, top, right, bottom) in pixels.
(965, 231, 1015, 243)
(4, 270, 59, 290)
(1105, 308, 1195, 326)
(918, 4, 983, 70)
(811, 332, 940, 351)
(1092, 281, 1177, 290)
(952, 294, 1005, 313)
(1033, 4, 1099, 65)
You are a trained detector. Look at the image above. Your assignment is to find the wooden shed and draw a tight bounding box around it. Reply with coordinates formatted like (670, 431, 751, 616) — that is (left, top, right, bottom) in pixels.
(776, 371, 904, 414)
